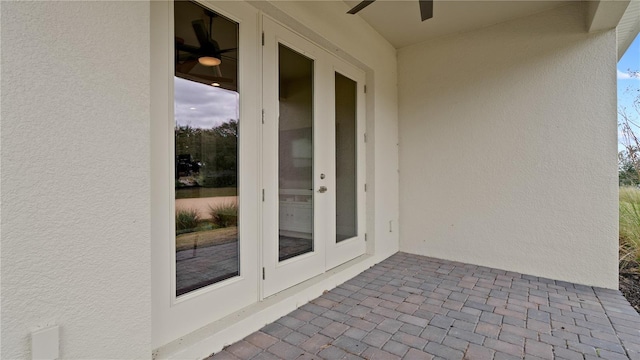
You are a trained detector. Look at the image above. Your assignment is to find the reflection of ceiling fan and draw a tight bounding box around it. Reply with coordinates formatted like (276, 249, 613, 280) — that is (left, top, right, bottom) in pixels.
(347, 0, 433, 21)
(175, 10, 237, 84)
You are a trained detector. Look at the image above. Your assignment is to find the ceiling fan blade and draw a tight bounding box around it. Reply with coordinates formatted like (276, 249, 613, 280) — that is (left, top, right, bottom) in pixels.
(176, 60, 199, 74)
(191, 20, 212, 50)
(347, 0, 376, 15)
(419, 0, 433, 21)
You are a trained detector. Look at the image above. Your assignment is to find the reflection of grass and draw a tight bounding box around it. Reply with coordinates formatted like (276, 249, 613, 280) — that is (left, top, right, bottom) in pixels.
(176, 209, 200, 233)
(176, 226, 238, 251)
(209, 202, 238, 228)
(175, 187, 237, 199)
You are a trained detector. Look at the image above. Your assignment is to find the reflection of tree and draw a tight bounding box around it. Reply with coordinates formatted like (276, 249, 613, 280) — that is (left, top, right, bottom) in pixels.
(175, 120, 238, 187)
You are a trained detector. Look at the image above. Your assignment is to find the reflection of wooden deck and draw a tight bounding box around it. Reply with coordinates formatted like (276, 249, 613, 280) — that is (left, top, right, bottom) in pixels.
(175, 196, 238, 219)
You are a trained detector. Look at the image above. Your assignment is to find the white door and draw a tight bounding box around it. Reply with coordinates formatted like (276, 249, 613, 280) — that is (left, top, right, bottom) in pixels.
(262, 17, 366, 297)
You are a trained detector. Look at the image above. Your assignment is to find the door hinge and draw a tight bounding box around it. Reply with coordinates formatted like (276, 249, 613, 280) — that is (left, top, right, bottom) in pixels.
(262, 109, 265, 124)
(364, 133, 367, 143)
(262, 189, 265, 202)
(365, 233, 367, 241)
(364, 85, 367, 94)
(262, 267, 265, 280)
(364, 183, 367, 192)
(262, 32, 265, 46)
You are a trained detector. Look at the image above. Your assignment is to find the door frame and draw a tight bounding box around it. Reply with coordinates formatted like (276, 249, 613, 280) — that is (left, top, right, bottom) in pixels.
(261, 17, 329, 297)
(261, 16, 367, 297)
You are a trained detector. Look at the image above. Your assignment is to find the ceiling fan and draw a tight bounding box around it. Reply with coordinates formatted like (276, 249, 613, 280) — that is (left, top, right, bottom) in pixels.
(347, 0, 433, 21)
(175, 9, 237, 84)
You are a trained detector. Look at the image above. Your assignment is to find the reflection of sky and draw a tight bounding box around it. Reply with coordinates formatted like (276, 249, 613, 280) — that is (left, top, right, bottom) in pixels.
(174, 76, 239, 129)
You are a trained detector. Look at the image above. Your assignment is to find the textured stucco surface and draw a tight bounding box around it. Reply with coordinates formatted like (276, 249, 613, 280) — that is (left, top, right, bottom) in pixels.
(1, 2, 151, 358)
(398, 3, 618, 289)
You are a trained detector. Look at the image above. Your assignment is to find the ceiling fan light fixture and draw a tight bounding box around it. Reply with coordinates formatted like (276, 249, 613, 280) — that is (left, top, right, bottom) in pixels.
(198, 56, 221, 66)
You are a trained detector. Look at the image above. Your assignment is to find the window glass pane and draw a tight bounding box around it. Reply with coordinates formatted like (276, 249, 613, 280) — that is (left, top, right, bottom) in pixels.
(278, 44, 314, 261)
(335, 72, 357, 242)
(174, 1, 239, 296)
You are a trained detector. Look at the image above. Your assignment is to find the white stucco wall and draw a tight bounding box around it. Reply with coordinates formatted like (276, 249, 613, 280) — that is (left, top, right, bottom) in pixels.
(1, 2, 151, 358)
(398, 3, 619, 288)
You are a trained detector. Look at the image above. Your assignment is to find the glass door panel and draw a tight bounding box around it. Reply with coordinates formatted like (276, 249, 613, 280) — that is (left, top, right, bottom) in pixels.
(335, 72, 357, 243)
(325, 66, 366, 271)
(278, 44, 314, 261)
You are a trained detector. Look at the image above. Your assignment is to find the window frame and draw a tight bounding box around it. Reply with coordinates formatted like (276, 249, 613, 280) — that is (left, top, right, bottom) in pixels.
(151, 0, 260, 348)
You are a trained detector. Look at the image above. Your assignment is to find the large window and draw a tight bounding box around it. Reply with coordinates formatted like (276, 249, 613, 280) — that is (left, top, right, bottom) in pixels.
(174, 0, 239, 296)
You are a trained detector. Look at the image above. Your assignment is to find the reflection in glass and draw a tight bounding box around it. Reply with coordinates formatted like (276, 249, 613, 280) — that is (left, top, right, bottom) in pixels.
(174, 1, 239, 296)
(335, 73, 357, 242)
(278, 44, 314, 261)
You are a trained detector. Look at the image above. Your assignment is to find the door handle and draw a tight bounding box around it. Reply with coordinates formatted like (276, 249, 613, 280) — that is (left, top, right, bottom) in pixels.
(318, 186, 328, 193)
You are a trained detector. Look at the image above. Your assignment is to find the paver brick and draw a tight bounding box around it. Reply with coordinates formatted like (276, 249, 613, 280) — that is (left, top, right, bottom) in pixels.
(251, 351, 280, 360)
(524, 339, 553, 358)
(400, 323, 424, 336)
(442, 335, 469, 352)
(363, 329, 393, 348)
(361, 347, 402, 360)
(343, 326, 368, 340)
(267, 341, 306, 359)
(578, 335, 625, 354)
(319, 321, 349, 339)
(297, 323, 322, 337)
(464, 343, 495, 359)
(317, 345, 348, 359)
(382, 339, 410, 357)
(404, 348, 435, 360)
(332, 335, 368, 355)
(299, 333, 332, 354)
(283, 331, 310, 346)
(448, 327, 485, 345)
(552, 345, 584, 360)
(420, 325, 448, 342)
(377, 318, 404, 334)
(245, 332, 278, 349)
(391, 331, 428, 350)
(346, 317, 376, 331)
(498, 331, 525, 347)
(225, 341, 262, 359)
(424, 341, 464, 360)
(323, 309, 351, 322)
(277, 315, 306, 330)
(452, 319, 476, 332)
(261, 323, 293, 339)
(399, 314, 430, 327)
(484, 338, 523, 357)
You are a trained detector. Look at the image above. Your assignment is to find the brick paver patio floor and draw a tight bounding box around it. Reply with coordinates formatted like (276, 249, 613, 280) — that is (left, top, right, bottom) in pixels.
(209, 252, 640, 359)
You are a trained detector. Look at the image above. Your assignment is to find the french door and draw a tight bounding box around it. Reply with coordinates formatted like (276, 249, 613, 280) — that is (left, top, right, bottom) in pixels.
(262, 17, 366, 297)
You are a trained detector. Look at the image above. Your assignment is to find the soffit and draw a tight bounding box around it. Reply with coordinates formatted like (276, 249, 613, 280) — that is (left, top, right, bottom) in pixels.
(617, 0, 640, 59)
(343, 0, 574, 49)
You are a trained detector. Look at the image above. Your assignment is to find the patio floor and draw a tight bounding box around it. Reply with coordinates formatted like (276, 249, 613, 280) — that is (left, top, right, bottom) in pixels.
(209, 253, 640, 360)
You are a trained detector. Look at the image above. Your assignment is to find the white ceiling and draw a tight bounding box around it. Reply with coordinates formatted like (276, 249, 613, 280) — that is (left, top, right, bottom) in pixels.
(343, 0, 573, 48)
